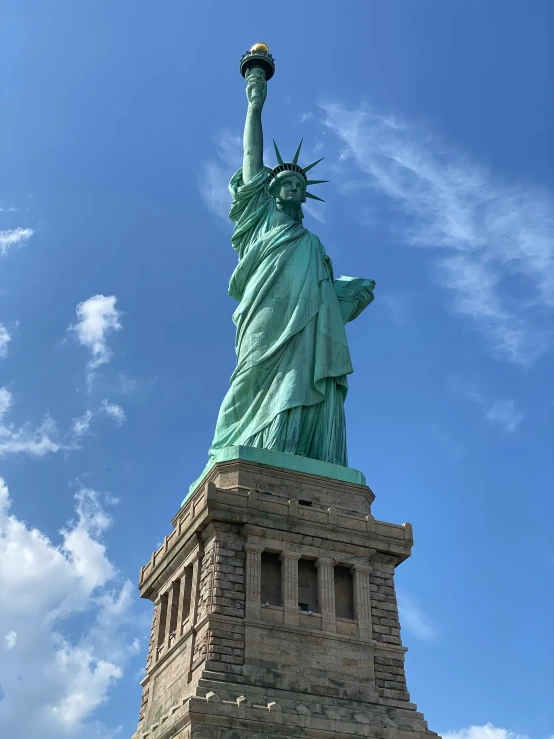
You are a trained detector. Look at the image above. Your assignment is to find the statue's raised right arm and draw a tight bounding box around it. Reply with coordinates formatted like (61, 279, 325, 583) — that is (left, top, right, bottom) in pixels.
(242, 68, 266, 184)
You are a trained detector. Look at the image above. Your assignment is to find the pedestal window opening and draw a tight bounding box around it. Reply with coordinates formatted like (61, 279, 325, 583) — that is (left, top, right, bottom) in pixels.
(334, 565, 354, 619)
(168, 580, 180, 636)
(298, 558, 319, 613)
(261, 551, 282, 606)
(181, 566, 194, 625)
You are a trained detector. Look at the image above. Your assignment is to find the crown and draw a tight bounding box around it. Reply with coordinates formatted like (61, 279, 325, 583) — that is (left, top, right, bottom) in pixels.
(267, 139, 329, 202)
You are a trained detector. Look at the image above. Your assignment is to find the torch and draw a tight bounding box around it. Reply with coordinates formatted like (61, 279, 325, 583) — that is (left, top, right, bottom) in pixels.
(240, 42, 275, 82)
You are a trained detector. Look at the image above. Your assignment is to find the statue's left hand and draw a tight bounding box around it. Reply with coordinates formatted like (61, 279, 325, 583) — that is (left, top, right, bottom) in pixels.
(358, 286, 374, 306)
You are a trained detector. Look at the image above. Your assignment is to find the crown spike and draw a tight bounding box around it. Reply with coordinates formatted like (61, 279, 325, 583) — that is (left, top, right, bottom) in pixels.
(306, 191, 326, 202)
(303, 156, 325, 173)
(306, 179, 329, 185)
(292, 139, 303, 165)
(273, 140, 284, 165)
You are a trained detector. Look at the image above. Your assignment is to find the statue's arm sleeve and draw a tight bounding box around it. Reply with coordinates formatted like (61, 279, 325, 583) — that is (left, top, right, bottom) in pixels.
(228, 167, 273, 254)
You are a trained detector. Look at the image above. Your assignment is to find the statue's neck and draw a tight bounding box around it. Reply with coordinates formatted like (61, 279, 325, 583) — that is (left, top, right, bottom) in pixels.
(276, 201, 303, 223)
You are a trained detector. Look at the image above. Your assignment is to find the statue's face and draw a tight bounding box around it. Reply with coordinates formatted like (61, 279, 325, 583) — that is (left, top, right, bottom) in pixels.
(276, 174, 305, 205)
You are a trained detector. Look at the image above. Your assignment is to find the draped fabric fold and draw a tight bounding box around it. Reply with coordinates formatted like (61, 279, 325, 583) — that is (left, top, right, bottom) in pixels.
(209, 167, 353, 466)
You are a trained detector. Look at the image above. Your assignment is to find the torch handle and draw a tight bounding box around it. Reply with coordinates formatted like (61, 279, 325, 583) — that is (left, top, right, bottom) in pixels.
(245, 68, 267, 111)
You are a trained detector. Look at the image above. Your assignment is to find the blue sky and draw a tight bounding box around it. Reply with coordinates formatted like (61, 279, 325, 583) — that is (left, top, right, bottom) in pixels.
(1, 1, 553, 737)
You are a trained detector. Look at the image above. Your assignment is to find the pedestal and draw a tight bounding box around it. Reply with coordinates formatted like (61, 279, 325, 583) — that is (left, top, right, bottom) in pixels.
(132, 454, 440, 739)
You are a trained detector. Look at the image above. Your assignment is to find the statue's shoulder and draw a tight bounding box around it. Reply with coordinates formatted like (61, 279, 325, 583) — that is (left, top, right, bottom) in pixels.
(230, 166, 272, 195)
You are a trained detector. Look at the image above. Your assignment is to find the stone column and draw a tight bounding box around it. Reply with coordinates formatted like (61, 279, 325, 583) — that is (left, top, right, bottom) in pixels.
(245, 542, 265, 621)
(185, 547, 203, 683)
(280, 551, 301, 626)
(351, 564, 373, 639)
(316, 557, 336, 632)
(188, 553, 202, 627)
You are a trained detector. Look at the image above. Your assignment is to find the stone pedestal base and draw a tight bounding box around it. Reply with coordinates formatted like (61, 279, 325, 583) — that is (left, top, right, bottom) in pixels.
(132, 456, 440, 739)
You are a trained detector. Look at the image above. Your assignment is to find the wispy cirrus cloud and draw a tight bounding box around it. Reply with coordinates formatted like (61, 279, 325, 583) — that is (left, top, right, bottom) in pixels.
(303, 201, 326, 223)
(447, 374, 525, 433)
(397, 591, 437, 641)
(380, 293, 413, 326)
(0, 227, 35, 255)
(485, 399, 524, 434)
(200, 130, 242, 220)
(321, 103, 554, 365)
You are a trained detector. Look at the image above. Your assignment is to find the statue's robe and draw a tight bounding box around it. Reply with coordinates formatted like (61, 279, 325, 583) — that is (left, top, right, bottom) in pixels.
(209, 167, 353, 467)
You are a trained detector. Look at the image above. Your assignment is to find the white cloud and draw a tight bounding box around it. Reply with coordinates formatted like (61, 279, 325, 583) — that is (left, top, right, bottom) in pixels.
(0, 478, 138, 738)
(443, 724, 530, 739)
(0, 324, 11, 357)
(0, 416, 61, 457)
(0, 387, 62, 457)
(0, 227, 35, 255)
(321, 103, 554, 365)
(397, 592, 437, 641)
(101, 400, 126, 426)
(485, 399, 525, 433)
(0, 387, 10, 417)
(0, 388, 126, 457)
(200, 130, 242, 219)
(70, 295, 122, 385)
(70, 402, 125, 443)
(71, 410, 94, 439)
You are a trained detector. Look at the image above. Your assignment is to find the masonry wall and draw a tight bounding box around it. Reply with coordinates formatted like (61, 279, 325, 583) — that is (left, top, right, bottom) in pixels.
(132, 462, 439, 739)
(370, 555, 403, 648)
(193, 523, 246, 676)
(243, 622, 376, 699)
(139, 531, 416, 731)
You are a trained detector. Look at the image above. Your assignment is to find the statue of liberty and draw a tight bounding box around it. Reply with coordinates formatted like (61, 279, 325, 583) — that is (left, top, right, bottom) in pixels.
(209, 44, 375, 469)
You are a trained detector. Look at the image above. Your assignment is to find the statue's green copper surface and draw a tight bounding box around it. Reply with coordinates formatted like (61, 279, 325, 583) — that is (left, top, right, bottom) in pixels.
(207, 45, 375, 471)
